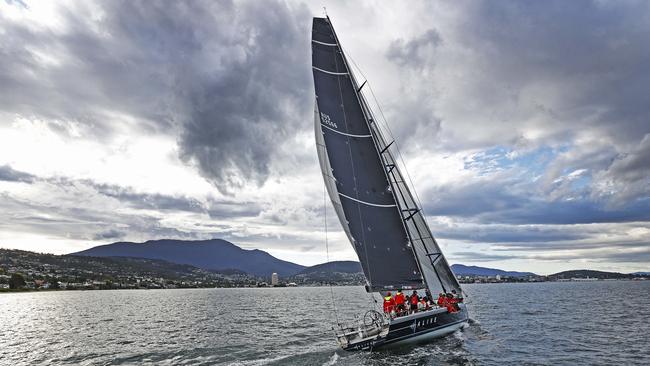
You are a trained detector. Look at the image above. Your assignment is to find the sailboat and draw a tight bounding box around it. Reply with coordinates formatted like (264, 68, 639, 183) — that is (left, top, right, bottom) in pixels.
(311, 16, 469, 351)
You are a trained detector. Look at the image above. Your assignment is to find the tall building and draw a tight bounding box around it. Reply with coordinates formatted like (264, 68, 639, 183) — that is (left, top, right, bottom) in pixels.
(271, 272, 279, 286)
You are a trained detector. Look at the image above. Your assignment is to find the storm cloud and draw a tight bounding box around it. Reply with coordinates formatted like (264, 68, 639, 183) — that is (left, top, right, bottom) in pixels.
(0, 0, 312, 192)
(391, 0, 649, 191)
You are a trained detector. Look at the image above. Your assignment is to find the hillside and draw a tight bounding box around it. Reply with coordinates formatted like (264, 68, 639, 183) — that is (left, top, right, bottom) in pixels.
(73, 239, 305, 277)
(289, 261, 365, 285)
(451, 264, 536, 277)
(0, 248, 252, 288)
(548, 269, 632, 280)
(297, 261, 362, 275)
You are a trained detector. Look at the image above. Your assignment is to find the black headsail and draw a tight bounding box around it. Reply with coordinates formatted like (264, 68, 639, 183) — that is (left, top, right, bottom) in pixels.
(312, 17, 423, 291)
(312, 17, 461, 294)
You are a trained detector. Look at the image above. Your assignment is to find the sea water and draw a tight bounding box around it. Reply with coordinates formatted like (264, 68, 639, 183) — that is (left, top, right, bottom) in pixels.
(1, 281, 648, 365)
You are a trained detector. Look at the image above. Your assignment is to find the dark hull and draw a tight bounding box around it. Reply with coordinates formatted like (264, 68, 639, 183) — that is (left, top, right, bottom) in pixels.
(342, 304, 469, 351)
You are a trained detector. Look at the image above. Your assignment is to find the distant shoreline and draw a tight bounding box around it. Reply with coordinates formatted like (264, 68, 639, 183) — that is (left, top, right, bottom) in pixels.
(2, 278, 647, 294)
(2, 248, 646, 292)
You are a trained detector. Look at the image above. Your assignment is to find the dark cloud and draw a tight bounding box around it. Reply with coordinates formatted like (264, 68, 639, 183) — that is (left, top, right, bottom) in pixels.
(493, 238, 649, 252)
(386, 0, 650, 209)
(594, 135, 650, 204)
(451, 246, 650, 265)
(424, 176, 650, 225)
(450, 251, 515, 262)
(177, 3, 312, 193)
(525, 247, 650, 264)
(92, 182, 205, 213)
(435, 223, 586, 243)
(93, 229, 126, 240)
(598, 250, 650, 264)
(453, 0, 650, 146)
(0, 191, 210, 245)
(88, 181, 261, 218)
(206, 199, 261, 220)
(0, 165, 35, 183)
(0, 0, 312, 193)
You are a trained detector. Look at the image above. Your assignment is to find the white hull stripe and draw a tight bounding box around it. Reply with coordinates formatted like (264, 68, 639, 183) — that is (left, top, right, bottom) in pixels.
(312, 39, 338, 46)
(338, 193, 397, 208)
(321, 123, 372, 138)
(312, 66, 348, 75)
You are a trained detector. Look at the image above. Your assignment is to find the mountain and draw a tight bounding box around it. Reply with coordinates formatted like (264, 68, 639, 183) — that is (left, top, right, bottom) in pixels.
(631, 272, 650, 276)
(548, 269, 632, 280)
(298, 261, 362, 275)
(451, 264, 536, 277)
(73, 239, 305, 277)
(0, 248, 257, 289)
(73, 239, 544, 280)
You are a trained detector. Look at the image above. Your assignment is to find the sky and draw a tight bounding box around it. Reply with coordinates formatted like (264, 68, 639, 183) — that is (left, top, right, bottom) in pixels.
(0, 0, 648, 275)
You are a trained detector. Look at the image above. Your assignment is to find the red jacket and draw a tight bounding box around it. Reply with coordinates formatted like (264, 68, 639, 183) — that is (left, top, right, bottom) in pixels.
(446, 297, 458, 313)
(410, 294, 418, 305)
(437, 295, 446, 307)
(394, 292, 406, 305)
(383, 296, 395, 313)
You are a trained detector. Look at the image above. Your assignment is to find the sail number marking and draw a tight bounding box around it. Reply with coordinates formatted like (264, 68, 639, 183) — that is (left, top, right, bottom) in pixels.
(321, 112, 338, 129)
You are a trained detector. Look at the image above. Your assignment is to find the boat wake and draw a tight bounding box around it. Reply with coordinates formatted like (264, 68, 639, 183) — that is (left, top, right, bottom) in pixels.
(322, 352, 339, 366)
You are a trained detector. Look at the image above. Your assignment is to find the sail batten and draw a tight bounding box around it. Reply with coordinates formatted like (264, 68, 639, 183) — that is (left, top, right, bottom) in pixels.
(312, 39, 338, 46)
(312, 66, 349, 75)
(320, 124, 372, 138)
(338, 192, 398, 208)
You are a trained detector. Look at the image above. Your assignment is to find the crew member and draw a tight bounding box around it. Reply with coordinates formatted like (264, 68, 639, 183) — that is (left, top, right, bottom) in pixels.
(446, 293, 458, 313)
(410, 291, 419, 314)
(418, 297, 428, 311)
(452, 289, 464, 303)
(383, 292, 395, 314)
(437, 292, 446, 307)
(394, 289, 406, 315)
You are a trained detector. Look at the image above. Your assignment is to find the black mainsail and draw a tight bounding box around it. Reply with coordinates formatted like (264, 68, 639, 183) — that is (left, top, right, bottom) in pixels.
(312, 17, 461, 295)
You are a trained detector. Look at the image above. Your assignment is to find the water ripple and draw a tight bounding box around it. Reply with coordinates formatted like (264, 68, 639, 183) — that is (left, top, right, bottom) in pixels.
(0, 282, 648, 365)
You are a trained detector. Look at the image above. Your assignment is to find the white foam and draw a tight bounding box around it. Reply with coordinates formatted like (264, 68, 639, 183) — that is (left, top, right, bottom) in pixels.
(228, 354, 290, 366)
(322, 352, 339, 366)
(453, 328, 465, 341)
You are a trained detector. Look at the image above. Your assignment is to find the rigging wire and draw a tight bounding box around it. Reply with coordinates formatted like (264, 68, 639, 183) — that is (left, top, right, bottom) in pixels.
(343, 52, 429, 214)
(344, 49, 463, 292)
(324, 182, 340, 325)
